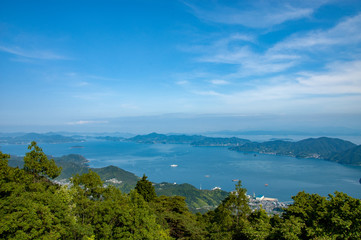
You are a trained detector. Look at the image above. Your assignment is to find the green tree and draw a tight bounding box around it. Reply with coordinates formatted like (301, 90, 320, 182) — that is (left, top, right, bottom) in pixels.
(152, 195, 206, 239)
(0, 150, 86, 239)
(0, 151, 10, 169)
(135, 174, 157, 202)
(71, 169, 104, 199)
(239, 208, 271, 240)
(203, 180, 251, 239)
(271, 191, 361, 239)
(23, 141, 61, 179)
(325, 191, 361, 239)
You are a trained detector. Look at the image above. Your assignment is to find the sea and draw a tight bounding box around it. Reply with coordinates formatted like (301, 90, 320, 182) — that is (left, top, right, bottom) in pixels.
(1, 139, 361, 202)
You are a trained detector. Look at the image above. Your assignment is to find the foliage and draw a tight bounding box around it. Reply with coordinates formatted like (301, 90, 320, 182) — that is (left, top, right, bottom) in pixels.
(23, 141, 62, 179)
(269, 191, 361, 239)
(71, 169, 104, 199)
(202, 181, 252, 239)
(0, 150, 84, 239)
(152, 195, 206, 239)
(135, 174, 157, 202)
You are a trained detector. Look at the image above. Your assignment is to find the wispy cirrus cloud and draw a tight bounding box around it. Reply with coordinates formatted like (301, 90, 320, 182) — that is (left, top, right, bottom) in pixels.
(271, 13, 361, 52)
(183, 0, 326, 28)
(195, 36, 299, 76)
(182, 11, 361, 81)
(0, 45, 69, 60)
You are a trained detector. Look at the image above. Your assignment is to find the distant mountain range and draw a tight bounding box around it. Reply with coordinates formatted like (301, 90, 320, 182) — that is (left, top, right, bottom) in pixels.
(0, 133, 83, 144)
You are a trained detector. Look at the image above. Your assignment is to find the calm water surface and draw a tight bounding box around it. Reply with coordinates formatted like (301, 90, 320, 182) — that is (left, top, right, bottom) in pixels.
(1, 140, 361, 201)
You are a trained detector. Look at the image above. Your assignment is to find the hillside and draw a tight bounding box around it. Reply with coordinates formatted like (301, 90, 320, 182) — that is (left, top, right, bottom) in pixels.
(154, 182, 229, 213)
(328, 145, 361, 165)
(230, 137, 356, 161)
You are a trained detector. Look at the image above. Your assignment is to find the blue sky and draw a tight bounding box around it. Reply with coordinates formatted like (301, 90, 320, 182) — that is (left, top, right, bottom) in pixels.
(1, 0, 361, 134)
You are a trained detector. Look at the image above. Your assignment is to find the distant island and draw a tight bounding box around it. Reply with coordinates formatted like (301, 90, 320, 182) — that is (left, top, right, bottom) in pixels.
(126, 133, 361, 165)
(2, 132, 360, 165)
(127, 132, 251, 146)
(229, 137, 361, 165)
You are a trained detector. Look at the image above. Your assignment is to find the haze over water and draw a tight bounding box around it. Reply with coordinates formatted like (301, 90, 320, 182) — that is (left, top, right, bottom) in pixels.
(2, 140, 361, 202)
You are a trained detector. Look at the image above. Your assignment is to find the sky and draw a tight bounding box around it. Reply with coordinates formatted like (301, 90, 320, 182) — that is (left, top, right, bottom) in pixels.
(1, 0, 361, 134)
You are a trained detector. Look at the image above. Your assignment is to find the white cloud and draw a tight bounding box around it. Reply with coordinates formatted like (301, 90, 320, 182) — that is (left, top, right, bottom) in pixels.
(222, 61, 361, 107)
(296, 60, 361, 95)
(177, 59, 361, 116)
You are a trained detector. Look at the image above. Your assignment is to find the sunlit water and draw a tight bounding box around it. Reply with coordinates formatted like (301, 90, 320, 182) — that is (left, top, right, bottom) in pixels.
(1, 140, 361, 201)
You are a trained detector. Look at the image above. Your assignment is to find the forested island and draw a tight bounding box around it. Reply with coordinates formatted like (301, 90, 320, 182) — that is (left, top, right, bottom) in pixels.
(127, 133, 361, 165)
(1, 141, 361, 239)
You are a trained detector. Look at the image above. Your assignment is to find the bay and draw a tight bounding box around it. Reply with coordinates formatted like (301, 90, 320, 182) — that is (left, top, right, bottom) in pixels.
(1, 140, 361, 202)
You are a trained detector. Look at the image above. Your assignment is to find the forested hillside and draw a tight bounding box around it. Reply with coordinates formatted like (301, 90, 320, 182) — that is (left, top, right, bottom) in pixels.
(329, 145, 361, 165)
(230, 137, 357, 162)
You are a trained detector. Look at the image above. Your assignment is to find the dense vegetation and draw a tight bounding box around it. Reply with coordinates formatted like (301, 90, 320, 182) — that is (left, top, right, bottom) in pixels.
(1, 142, 361, 239)
(154, 182, 229, 213)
